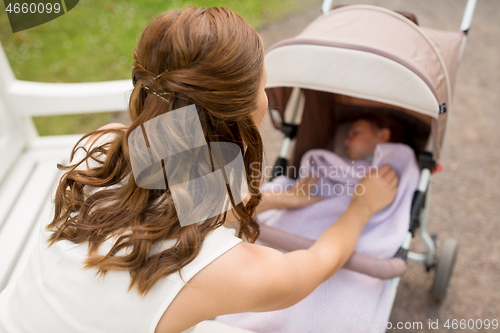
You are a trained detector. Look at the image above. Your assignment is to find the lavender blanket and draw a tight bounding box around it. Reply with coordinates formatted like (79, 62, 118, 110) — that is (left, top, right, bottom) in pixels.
(215, 143, 419, 332)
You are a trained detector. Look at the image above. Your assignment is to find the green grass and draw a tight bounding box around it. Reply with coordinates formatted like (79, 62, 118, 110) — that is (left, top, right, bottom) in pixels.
(0, 0, 316, 136)
(32, 112, 117, 136)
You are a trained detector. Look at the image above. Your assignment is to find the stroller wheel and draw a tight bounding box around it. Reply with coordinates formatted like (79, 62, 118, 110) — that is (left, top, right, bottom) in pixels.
(431, 238, 458, 302)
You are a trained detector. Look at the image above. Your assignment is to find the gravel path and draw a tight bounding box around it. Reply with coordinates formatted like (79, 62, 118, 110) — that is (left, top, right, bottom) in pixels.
(257, 1, 500, 332)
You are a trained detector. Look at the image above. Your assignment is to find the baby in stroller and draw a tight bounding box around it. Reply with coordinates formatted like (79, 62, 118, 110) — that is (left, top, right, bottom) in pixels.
(215, 113, 420, 332)
(300, 112, 412, 199)
(344, 114, 395, 161)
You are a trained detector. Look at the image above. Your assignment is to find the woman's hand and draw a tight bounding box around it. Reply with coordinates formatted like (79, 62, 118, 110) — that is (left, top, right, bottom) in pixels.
(350, 164, 399, 218)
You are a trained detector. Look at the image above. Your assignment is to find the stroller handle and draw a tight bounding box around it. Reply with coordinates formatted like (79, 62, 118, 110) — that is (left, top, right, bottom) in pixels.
(459, 0, 477, 61)
(321, 0, 477, 35)
(320, 0, 477, 62)
(460, 0, 477, 33)
(321, 0, 334, 15)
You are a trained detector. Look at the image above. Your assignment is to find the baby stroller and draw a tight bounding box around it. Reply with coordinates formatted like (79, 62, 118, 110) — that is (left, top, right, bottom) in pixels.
(254, 0, 476, 308)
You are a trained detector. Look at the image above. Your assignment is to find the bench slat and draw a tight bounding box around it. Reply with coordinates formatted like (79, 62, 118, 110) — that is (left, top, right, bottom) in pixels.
(5, 180, 57, 289)
(0, 158, 62, 291)
(0, 155, 36, 231)
(0, 137, 84, 291)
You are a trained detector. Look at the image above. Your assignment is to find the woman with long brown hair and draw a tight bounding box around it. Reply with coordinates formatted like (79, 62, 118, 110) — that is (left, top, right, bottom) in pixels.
(0, 6, 398, 333)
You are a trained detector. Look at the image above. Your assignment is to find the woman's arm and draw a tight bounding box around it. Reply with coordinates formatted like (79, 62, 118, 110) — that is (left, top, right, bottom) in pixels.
(223, 176, 322, 228)
(262, 165, 399, 310)
(194, 165, 399, 319)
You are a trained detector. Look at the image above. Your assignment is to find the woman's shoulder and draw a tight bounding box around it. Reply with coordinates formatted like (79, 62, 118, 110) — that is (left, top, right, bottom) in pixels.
(155, 237, 295, 332)
(198, 239, 295, 309)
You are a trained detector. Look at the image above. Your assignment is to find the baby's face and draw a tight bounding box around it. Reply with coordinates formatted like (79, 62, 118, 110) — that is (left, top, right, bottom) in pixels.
(344, 120, 388, 160)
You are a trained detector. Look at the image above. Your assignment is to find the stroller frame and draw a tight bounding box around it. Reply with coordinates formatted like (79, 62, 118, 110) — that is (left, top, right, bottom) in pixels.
(259, 0, 477, 303)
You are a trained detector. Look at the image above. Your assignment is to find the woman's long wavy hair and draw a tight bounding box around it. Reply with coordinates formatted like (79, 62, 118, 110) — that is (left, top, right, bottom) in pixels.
(47, 6, 265, 296)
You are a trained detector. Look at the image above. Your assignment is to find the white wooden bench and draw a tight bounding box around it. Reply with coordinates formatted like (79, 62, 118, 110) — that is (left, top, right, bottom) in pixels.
(0, 42, 254, 333)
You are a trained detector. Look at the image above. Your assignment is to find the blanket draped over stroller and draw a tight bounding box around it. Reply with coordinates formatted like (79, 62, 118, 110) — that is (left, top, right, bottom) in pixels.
(216, 143, 419, 332)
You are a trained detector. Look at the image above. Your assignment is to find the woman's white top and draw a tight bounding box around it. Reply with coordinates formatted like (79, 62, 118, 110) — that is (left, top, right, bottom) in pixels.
(0, 222, 242, 333)
(0, 133, 243, 333)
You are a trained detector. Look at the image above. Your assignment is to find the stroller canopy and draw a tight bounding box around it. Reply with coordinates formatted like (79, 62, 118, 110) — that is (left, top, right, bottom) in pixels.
(265, 5, 464, 159)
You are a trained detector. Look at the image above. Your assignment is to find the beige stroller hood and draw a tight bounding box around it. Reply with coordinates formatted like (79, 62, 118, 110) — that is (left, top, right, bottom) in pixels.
(264, 4, 464, 160)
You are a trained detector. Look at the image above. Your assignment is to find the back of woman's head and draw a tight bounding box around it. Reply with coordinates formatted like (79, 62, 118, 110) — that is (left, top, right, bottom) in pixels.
(47, 6, 265, 295)
(130, 7, 264, 122)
